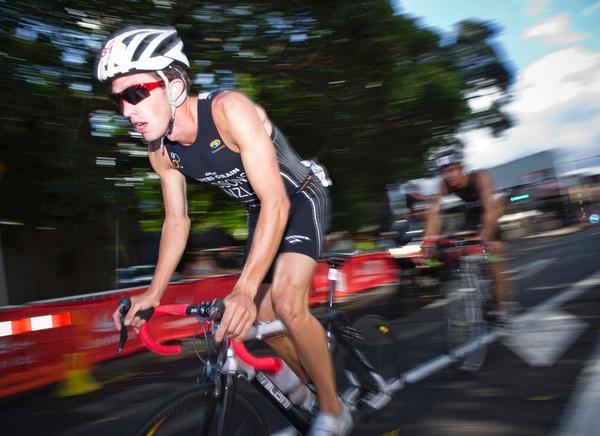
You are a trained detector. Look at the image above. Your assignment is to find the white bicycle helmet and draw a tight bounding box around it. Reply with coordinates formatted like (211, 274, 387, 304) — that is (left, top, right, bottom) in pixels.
(97, 26, 190, 138)
(96, 25, 189, 82)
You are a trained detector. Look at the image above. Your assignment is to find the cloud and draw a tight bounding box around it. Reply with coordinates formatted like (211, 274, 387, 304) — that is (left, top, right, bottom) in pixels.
(516, 46, 600, 112)
(522, 14, 588, 46)
(464, 46, 600, 169)
(580, 1, 600, 16)
(525, 0, 546, 16)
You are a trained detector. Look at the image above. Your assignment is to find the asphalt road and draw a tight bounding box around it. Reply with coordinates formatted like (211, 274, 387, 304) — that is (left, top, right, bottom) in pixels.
(2, 224, 599, 436)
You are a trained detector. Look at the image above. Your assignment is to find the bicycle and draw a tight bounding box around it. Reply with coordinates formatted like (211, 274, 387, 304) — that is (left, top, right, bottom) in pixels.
(432, 237, 496, 372)
(116, 251, 404, 436)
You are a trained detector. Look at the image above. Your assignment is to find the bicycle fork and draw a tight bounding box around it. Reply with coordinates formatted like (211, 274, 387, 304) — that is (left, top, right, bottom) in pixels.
(216, 374, 237, 436)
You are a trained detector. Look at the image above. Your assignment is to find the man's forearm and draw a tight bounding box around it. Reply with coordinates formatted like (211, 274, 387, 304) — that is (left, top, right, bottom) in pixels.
(424, 211, 441, 239)
(147, 216, 190, 300)
(480, 211, 498, 241)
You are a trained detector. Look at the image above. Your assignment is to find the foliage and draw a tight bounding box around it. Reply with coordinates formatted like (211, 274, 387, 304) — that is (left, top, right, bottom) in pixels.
(0, 0, 514, 299)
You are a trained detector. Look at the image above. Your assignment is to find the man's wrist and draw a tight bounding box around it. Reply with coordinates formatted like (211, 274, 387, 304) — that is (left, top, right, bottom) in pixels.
(232, 280, 258, 299)
(145, 286, 164, 302)
(232, 287, 257, 299)
(423, 236, 437, 245)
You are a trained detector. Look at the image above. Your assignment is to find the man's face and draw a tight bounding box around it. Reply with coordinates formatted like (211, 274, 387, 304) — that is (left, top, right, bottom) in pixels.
(442, 163, 464, 188)
(111, 72, 171, 143)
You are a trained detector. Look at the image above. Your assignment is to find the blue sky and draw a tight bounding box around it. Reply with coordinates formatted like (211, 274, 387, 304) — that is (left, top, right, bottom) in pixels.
(395, 0, 600, 172)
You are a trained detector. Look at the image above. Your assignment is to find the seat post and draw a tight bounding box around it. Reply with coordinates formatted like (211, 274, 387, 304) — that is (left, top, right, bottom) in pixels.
(327, 265, 338, 309)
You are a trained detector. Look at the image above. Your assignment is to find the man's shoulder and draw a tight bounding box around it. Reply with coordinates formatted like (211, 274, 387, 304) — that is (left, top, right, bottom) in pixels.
(212, 91, 262, 124)
(211, 89, 251, 107)
(469, 169, 492, 178)
(470, 169, 493, 184)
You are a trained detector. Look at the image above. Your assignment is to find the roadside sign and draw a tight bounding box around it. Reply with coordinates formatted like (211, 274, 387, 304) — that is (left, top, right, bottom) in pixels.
(590, 213, 599, 224)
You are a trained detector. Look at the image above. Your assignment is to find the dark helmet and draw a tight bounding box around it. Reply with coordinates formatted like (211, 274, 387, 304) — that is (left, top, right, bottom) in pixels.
(431, 148, 464, 171)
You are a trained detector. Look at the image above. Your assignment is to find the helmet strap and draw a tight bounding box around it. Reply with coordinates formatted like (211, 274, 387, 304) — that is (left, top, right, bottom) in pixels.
(156, 70, 186, 139)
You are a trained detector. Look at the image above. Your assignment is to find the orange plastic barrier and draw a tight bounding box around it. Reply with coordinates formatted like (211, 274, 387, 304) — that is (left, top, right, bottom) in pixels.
(0, 253, 399, 397)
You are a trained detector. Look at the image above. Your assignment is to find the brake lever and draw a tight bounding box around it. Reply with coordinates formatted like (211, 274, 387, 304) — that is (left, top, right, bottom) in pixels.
(116, 297, 131, 355)
(116, 296, 155, 355)
(210, 299, 226, 321)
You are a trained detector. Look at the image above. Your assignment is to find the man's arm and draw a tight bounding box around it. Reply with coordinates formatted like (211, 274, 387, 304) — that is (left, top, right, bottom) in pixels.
(424, 183, 446, 241)
(214, 92, 290, 341)
(113, 146, 190, 330)
(148, 158, 191, 299)
(475, 171, 500, 242)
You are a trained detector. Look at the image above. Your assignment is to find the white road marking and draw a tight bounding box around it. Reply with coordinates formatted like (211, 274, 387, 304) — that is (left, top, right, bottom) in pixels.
(528, 270, 600, 315)
(402, 269, 600, 384)
(553, 334, 600, 436)
(512, 258, 555, 280)
(505, 310, 588, 366)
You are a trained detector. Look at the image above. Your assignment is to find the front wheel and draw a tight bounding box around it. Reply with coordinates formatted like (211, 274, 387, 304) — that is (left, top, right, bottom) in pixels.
(127, 382, 268, 436)
(444, 272, 488, 372)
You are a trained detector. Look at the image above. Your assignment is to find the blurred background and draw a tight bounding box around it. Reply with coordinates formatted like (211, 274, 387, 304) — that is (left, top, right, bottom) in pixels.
(0, 0, 518, 304)
(0, 0, 598, 304)
(0, 1, 599, 435)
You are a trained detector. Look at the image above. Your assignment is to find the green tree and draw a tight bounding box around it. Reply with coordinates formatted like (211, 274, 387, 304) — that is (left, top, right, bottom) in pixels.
(0, 0, 514, 301)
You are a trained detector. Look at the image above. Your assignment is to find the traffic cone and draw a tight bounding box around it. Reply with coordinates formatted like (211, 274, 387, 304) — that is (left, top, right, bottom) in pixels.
(55, 352, 101, 397)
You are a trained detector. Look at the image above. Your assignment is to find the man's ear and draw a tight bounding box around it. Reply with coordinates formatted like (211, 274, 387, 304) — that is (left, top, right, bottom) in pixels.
(169, 77, 187, 106)
(169, 78, 184, 98)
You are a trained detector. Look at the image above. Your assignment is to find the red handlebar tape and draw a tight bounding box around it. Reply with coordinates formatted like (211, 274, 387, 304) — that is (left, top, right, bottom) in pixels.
(231, 340, 283, 374)
(137, 304, 189, 355)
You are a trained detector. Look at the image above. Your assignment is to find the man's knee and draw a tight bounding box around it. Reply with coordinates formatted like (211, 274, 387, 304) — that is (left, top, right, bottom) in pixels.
(272, 288, 309, 327)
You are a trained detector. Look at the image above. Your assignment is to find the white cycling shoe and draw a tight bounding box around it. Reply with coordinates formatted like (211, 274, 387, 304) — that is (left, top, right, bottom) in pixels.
(307, 401, 353, 436)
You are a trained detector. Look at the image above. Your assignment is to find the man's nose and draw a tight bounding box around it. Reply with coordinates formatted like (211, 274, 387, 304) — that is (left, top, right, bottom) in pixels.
(121, 100, 136, 117)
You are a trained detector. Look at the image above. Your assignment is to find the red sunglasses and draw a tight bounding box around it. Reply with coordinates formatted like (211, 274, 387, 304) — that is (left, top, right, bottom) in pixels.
(110, 81, 164, 107)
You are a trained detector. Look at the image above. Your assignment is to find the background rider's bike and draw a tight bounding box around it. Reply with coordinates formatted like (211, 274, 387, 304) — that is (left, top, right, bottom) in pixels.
(434, 237, 495, 372)
(116, 251, 404, 436)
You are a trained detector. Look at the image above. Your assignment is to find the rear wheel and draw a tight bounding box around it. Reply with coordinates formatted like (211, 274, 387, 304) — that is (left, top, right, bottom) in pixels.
(127, 382, 268, 436)
(444, 269, 488, 372)
(334, 314, 403, 402)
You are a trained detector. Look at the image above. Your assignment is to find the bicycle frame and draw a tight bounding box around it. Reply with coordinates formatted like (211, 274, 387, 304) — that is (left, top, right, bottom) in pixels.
(446, 240, 494, 308)
(435, 238, 498, 372)
(123, 254, 404, 435)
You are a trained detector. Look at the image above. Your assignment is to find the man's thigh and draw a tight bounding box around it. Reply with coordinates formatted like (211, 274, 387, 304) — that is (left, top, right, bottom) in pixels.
(271, 252, 317, 304)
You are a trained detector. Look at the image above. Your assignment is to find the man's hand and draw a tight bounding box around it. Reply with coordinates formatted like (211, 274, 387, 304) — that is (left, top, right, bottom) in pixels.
(482, 239, 503, 255)
(421, 238, 438, 259)
(112, 292, 160, 333)
(214, 292, 257, 343)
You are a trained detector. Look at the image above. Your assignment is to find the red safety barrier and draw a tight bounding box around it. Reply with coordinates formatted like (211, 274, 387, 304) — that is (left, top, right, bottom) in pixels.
(0, 275, 241, 396)
(310, 252, 400, 304)
(0, 252, 399, 397)
(0, 304, 77, 397)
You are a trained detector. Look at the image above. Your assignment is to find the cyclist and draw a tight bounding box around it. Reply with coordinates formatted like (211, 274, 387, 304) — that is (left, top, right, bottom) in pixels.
(97, 26, 351, 435)
(423, 148, 516, 320)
